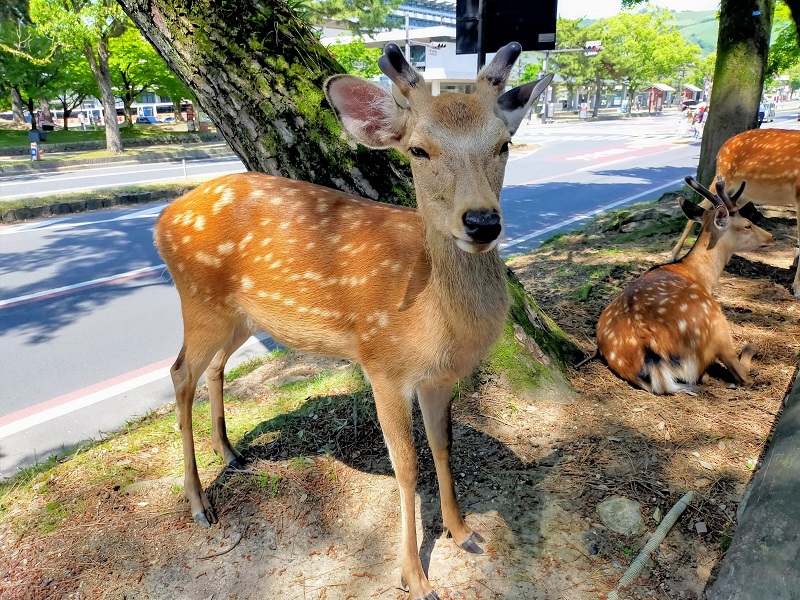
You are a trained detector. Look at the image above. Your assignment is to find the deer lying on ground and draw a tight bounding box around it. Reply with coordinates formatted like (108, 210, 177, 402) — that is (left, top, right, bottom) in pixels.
(154, 42, 553, 600)
(597, 176, 774, 394)
(671, 128, 800, 297)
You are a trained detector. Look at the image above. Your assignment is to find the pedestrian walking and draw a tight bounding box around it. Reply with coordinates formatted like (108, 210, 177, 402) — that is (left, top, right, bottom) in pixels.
(77, 112, 86, 131)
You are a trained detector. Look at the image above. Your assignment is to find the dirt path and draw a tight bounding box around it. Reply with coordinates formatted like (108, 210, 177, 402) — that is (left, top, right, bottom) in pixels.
(2, 199, 798, 600)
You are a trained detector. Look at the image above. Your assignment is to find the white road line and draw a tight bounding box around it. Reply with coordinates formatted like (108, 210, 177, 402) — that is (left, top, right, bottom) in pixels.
(0, 158, 242, 188)
(0, 264, 167, 308)
(0, 166, 245, 200)
(0, 217, 70, 234)
(500, 178, 684, 250)
(0, 335, 272, 438)
(0, 204, 169, 236)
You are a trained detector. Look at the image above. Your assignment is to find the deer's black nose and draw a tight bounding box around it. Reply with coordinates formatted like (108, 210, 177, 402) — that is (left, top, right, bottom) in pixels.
(463, 210, 501, 243)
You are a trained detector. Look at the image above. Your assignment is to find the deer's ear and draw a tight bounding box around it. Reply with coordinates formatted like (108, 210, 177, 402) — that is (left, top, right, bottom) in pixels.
(495, 73, 553, 135)
(713, 205, 730, 231)
(679, 197, 705, 222)
(324, 75, 407, 149)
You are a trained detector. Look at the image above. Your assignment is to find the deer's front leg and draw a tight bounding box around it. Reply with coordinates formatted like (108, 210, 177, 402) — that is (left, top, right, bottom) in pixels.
(418, 384, 483, 554)
(371, 376, 438, 600)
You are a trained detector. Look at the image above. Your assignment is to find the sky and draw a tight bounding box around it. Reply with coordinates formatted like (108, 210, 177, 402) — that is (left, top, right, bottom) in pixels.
(557, 0, 721, 20)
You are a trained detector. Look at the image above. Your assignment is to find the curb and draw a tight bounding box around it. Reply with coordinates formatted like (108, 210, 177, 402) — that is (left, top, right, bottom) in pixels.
(1, 186, 194, 224)
(0, 146, 236, 175)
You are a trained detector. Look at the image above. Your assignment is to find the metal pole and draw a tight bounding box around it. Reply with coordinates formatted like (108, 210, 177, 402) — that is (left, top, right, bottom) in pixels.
(405, 15, 410, 62)
(476, 0, 486, 72)
(541, 51, 550, 124)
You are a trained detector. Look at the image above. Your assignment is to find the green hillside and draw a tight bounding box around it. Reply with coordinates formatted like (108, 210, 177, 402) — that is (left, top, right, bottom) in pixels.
(670, 10, 719, 55)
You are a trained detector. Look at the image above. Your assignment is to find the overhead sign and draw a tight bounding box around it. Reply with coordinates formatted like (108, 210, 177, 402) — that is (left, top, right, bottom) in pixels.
(456, 0, 558, 54)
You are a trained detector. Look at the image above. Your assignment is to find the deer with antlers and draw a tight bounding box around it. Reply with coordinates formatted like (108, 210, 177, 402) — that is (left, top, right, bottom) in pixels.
(597, 176, 774, 394)
(671, 128, 800, 297)
(154, 42, 552, 599)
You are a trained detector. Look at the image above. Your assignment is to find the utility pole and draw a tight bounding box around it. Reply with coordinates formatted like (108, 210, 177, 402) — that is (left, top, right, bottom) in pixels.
(476, 0, 487, 71)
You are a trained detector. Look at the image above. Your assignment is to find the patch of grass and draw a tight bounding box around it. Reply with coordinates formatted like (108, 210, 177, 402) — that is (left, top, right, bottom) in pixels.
(540, 232, 567, 246)
(39, 500, 69, 534)
(614, 220, 686, 244)
(255, 472, 282, 497)
(224, 348, 287, 382)
(0, 179, 204, 213)
(0, 125, 196, 148)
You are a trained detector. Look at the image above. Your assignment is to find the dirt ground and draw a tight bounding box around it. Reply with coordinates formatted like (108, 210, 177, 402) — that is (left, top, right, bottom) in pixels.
(2, 197, 799, 600)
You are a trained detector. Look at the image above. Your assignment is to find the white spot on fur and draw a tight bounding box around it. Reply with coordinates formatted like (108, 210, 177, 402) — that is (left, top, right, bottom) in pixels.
(238, 233, 254, 250)
(241, 277, 253, 290)
(195, 251, 221, 267)
(217, 242, 235, 255)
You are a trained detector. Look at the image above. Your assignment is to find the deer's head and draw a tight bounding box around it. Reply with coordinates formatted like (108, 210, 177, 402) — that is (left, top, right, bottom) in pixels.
(681, 176, 774, 254)
(325, 42, 552, 254)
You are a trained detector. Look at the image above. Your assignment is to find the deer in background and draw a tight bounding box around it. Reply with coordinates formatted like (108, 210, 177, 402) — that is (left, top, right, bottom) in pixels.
(154, 42, 553, 600)
(671, 128, 800, 297)
(597, 176, 774, 394)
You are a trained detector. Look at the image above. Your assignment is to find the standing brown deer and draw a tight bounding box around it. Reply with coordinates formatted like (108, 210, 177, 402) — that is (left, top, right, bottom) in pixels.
(154, 42, 553, 599)
(671, 128, 800, 297)
(597, 176, 774, 394)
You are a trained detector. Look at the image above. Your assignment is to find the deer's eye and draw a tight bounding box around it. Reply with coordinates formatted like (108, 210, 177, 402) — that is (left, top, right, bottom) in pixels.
(409, 147, 429, 159)
(744, 224, 752, 230)
(499, 141, 511, 155)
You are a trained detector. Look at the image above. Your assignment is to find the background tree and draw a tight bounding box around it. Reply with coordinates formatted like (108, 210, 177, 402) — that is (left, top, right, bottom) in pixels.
(46, 47, 99, 130)
(305, 0, 403, 34)
(30, 0, 129, 153)
(0, 18, 59, 129)
(548, 18, 594, 110)
(109, 26, 170, 127)
(766, 0, 800, 80)
(117, 0, 413, 204)
(326, 37, 382, 77)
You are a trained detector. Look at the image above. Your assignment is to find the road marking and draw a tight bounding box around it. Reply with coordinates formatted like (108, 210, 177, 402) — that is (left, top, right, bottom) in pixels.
(0, 166, 246, 200)
(0, 335, 273, 438)
(0, 218, 70, 234)
(501, 178, 685, 250)
(0, 264, 167, 309)
(0, 158, 243, 189)
(0, 203, 170, 236)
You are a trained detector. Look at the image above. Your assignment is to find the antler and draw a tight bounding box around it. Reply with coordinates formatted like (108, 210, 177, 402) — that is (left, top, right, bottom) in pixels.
(478, 42, 523, 96)
(378, 43, 428, 101)
(685, 175, 743, 212)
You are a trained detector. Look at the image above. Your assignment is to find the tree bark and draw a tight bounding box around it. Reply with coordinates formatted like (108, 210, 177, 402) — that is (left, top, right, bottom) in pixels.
(696, 0, 774, 187)
(25, 96, 37, 130)
(11, 87, 26, 125)
(592, 72, 602, 117)
(117, 0, 413, 204)
(39, 98, 55, 125)
(84, 38, 124, 154)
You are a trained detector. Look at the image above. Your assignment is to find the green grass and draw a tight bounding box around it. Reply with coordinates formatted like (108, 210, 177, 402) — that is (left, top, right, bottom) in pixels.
(0, 125, 195, 148)
(0, 179, 204, 213)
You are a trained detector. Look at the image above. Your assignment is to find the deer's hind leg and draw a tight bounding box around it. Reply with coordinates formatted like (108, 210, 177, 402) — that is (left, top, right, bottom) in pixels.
(205, 319, 253, 469)
(172, 303, 240, 527)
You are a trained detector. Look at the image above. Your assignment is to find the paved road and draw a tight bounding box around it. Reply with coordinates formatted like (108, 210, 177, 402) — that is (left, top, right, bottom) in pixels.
(0, 156, 246, 200)
(1, 112, 798, 477)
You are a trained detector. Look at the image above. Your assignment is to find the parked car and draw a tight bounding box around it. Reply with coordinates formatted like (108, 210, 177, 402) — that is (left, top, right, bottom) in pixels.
(135, 116, 162, 124)
(161, 116, 176, 123)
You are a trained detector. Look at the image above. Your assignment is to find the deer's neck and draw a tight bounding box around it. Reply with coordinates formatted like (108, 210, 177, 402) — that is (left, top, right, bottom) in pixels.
(424, 227, 509, 333)
(680, 229, 733, 291)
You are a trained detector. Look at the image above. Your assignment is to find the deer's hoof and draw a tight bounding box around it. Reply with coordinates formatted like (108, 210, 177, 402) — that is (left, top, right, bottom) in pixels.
(227, 457, 246, 470)
(415, 593, 440, 600)
(193, 507, 218, 527)
(458, 531, 485, 554)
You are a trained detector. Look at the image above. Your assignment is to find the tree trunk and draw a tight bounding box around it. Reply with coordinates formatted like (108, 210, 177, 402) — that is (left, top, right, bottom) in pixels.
(84, 38, 124, 154)
(117, 0, 413, 204)
(26, 96, 37, 130)
(696, 0, 774, 187)
(39, 98, 54, 126)
(61, 100, 71, 131)
(11, 87, 25, 125)
(123, 95, 134, 128)
(592, 72, 602, 118)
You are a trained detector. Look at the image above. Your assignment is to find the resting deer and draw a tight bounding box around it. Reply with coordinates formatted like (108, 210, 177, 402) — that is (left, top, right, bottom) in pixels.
(597, 176, 774, 394)
(671, 128, 800, 297)
(154, 42, 552, 599)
